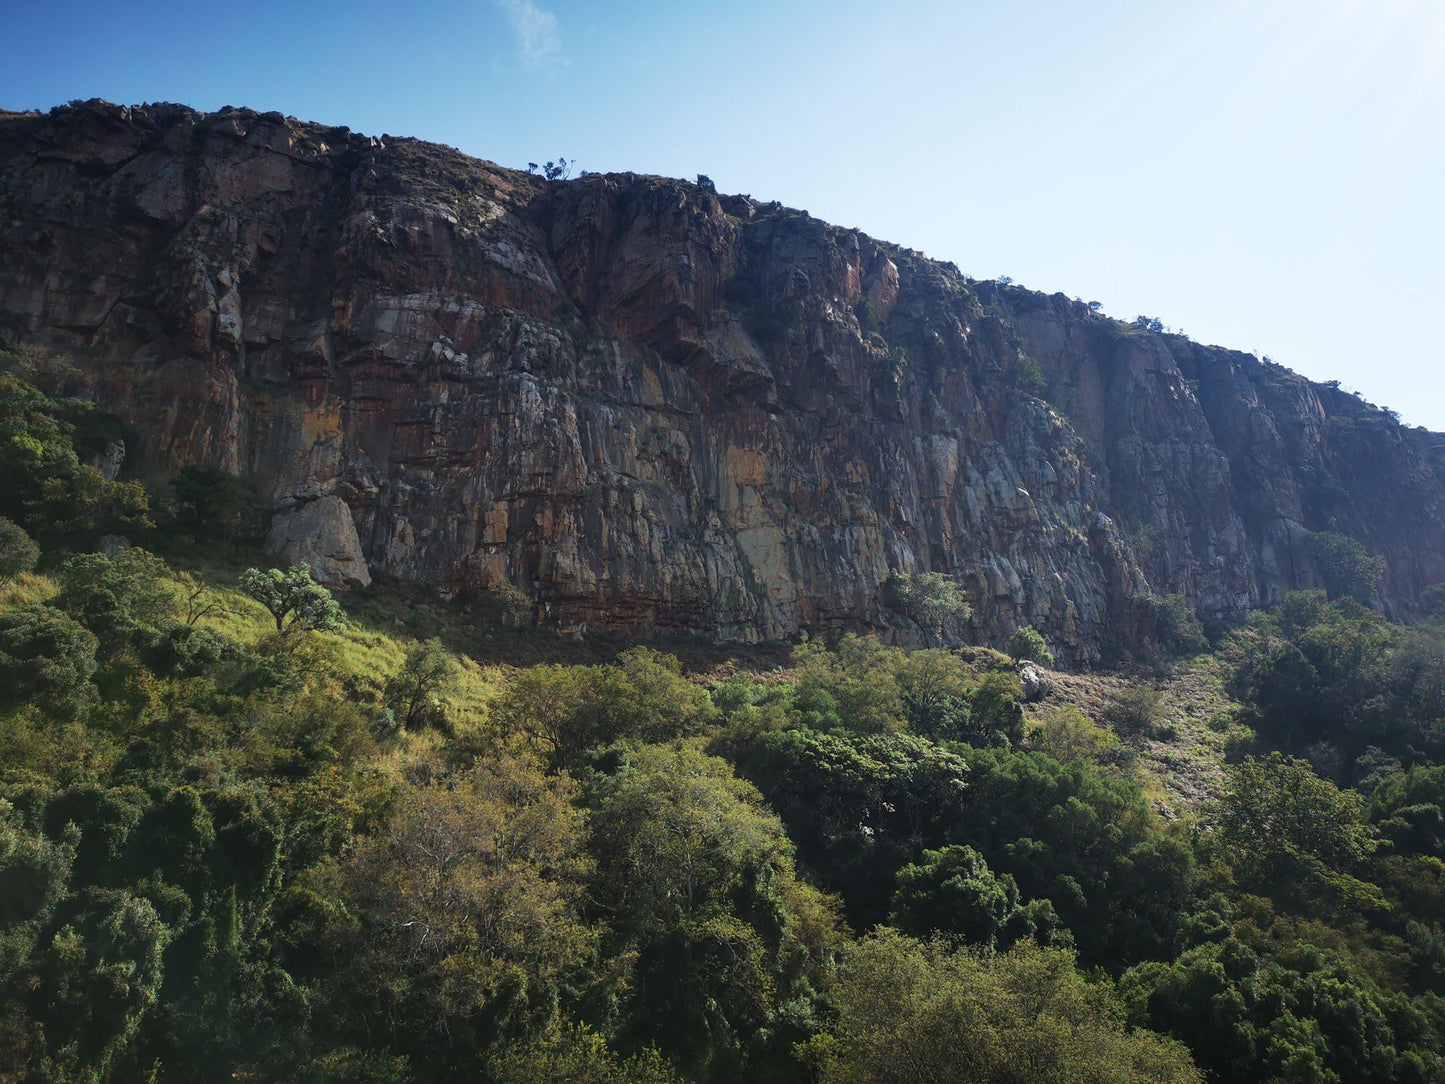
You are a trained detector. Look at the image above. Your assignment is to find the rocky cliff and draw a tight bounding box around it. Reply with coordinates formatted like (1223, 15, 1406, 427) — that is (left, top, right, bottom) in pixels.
(1, 100, 1441, 661)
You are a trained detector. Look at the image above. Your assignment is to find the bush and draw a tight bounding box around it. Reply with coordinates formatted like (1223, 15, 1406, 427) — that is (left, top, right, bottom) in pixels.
(0, 516, 39, 585)
(891, 844, 1065, 949)
(1148, 594, 1208, 655)
(804, 930, 1203, 1084)
(1103, 686, 1163, 734)
(1307, 531, 1385, 604)
(384, 638, 458, 731)
(0, 604, 99, 718)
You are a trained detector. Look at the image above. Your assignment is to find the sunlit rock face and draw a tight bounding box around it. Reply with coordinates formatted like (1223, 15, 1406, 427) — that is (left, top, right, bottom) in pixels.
(2, 101, 1442, 661)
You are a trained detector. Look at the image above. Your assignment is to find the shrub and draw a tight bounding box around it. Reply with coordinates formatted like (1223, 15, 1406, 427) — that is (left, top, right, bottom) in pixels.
(0, 604, 99, 718)
(53, 548, 174, 640)
(384, 638, 458, 731)
(1147, 594, 1208, 655)
(1102, 685, 1163, 734)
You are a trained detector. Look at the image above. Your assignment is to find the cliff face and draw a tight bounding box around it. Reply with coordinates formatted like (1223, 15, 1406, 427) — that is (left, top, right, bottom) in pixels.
(1, 101, 1441, 660)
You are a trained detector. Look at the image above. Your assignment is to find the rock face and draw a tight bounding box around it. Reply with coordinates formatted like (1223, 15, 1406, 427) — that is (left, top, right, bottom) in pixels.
(1, 100, 1442, 661)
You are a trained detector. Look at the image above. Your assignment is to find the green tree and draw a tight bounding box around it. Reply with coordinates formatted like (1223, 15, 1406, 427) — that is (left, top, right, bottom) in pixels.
(1007, 624, 1054, 665)
(891, 844, 1066, 949)
(792, 634, 907, 734)
(338, 755, 595, 1068)
(893, 571, 972, 641)
(896, 649, 974, 739)
(0, 604, 99, 718)
(52, 547, 174, 641)
(969, 670, 1026, 747)
(239, 566, 346, 634)
(0, 516, 39, 586)
(1215, 754, 1379, 910)
(804, 929, 1202, 1084)
(586, 742, 839, 1078)
(384, 637, 458, 731)
(494, 649, 717, 769)
(1307, 531, 1385, 605)
(489, 1021, 680, 1084)
(0, 359, 151, 547)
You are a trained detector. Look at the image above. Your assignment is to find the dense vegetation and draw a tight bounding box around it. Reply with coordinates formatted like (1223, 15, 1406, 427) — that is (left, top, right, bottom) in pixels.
(3, 352, 1445, 1082)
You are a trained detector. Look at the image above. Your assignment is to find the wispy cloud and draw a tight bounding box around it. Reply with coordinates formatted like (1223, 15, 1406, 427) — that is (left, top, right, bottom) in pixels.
(492, 0, 565, 68)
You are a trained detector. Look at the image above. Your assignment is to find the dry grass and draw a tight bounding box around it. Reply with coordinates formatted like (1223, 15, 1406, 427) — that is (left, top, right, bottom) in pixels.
(1026, 653, 1247, 816)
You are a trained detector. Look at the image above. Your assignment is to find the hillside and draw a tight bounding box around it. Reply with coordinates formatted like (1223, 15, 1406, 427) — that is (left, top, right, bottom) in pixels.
(2, 100, 1441, 663)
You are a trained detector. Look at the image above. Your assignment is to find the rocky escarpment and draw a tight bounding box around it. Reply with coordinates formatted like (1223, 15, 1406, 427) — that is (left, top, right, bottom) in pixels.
(0, 100, 1441, 661)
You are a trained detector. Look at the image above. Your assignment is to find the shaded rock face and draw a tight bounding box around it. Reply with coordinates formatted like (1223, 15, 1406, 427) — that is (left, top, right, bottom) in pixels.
(0, 101, 1441, 660)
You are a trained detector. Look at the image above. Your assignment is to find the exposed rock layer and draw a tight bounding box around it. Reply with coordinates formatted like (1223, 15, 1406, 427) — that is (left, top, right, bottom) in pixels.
(2, 101, 1441, 660)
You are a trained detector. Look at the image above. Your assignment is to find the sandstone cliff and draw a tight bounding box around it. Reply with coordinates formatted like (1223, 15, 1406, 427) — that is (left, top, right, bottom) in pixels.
(1, 100, 1441, 661)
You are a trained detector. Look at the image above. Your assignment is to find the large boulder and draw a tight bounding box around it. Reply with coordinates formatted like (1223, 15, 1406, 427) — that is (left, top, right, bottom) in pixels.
(1016, 661, 1051, 702)
(266, 495, 371, 589)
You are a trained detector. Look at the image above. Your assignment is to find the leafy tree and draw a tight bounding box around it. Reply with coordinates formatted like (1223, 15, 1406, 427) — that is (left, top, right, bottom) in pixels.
(52, 547, 174, 641)
(0, 604, 99, 718)
(1370, 765, 1445, 860)
(803, 929, 1202, 1084)
(337, 755, 594, 1068)
(0, 516, 38, 586)
(481, 579, 533, 626)
(0, 358, 151, 547)
(1029, 705, 1128, 769)
(493, 649, 717, 769)
(489, 1021, 680, 1084)
(942, 745, 1195, 965)
(891, 844, 1067, 949)
(586, 742, 838, 1079)
(1122, 925, 1444, 1084)
(892, 571, 972, 641)
(1308, 531, 1386, 604)
(792, 634, 907, 734)
(732, 727, 971, 926)
(384, 638, 458, 731)
(968, 670, 1026, 747)
(896, 649, 973, 739)
(169, 465, 261, 543)
(239, 566, 346, 634)
(1007, 624, 1054, 664)
(1148, 594, 1209, 655)
(1214, 754, 1379, 911)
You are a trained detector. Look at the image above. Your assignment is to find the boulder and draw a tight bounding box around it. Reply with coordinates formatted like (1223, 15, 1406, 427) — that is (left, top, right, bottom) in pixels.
(1017, 662, 1050, 702)
(266, 495, 371, 589)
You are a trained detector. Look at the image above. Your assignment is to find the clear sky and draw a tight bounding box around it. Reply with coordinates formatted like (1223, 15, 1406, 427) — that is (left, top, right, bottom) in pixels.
(4, 0, 1443, 426)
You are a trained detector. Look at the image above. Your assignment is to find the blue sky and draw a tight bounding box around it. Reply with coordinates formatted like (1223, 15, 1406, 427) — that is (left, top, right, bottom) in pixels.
(5, 0, 1443, 426)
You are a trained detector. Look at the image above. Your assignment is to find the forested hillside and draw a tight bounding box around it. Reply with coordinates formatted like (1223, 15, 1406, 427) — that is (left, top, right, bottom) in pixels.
(4, 346, 1445, 1082)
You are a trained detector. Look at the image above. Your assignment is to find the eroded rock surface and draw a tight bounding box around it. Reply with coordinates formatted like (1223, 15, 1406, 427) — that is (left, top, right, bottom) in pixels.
(1, 101, 1441, 660)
